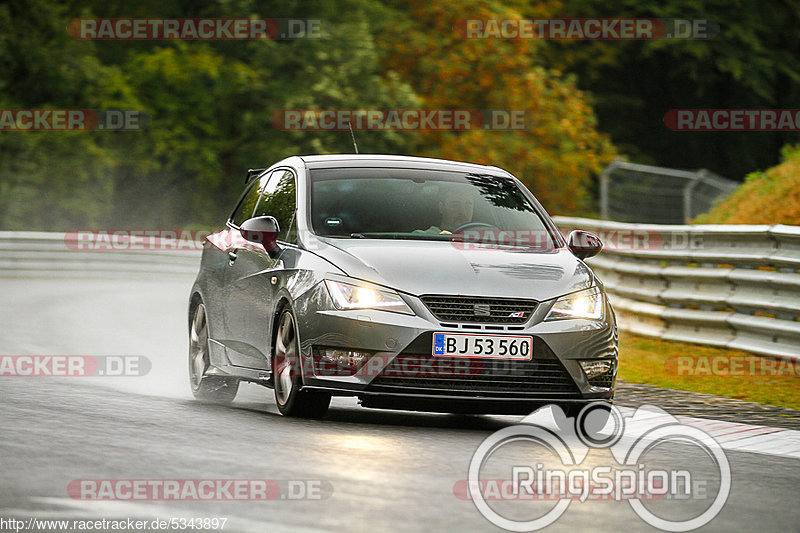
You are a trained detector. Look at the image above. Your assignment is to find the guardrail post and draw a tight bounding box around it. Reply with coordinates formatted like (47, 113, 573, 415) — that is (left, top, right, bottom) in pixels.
(599, 162, 614, 220)
(683, 175, 700, 223)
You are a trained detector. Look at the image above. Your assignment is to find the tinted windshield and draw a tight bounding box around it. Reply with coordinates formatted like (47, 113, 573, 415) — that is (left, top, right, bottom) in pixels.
(310, 168, 557, 248)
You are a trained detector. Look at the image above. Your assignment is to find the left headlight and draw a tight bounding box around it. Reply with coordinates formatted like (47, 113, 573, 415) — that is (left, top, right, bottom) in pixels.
(545, 286, 605, 321)
(324, 279, 414, 315)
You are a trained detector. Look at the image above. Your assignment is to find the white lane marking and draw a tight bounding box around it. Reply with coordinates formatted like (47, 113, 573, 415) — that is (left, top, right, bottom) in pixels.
(22, 498, 335, 533)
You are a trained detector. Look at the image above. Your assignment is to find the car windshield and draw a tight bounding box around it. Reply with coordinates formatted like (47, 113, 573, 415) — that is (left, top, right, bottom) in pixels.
(310, 168, 557, 249)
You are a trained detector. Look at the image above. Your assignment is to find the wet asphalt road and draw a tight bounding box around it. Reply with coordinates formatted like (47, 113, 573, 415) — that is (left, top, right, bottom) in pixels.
(1, 276, 799, 532)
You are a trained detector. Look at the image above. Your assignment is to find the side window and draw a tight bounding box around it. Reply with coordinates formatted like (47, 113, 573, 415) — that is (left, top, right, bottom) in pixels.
(252, 170, 297, 243)
(230, 173, 271, 227)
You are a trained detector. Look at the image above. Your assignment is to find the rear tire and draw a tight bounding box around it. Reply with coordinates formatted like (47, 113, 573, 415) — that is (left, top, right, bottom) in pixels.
(189, 302, 239, 404)
(272, 309, 330, 418)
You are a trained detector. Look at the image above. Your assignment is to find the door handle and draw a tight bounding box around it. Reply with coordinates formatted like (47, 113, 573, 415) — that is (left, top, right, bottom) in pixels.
(228, 250, 238, 263)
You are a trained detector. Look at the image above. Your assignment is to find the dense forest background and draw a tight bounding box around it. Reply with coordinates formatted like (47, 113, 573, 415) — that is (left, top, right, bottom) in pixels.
(1, 0, 798, 230)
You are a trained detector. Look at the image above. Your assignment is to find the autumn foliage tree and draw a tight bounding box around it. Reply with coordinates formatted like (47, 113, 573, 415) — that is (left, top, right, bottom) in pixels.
(378, 0, 615, 215)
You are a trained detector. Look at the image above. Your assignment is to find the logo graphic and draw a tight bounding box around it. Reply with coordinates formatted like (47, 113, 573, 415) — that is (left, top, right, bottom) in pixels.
(433, 334, 445, 355)
(466, 403, 731, 531)
(474, 303, 491, 316)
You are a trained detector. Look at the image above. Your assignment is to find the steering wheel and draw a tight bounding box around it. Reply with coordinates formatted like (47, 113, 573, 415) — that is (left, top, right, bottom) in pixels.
(452, 222, 498, 232)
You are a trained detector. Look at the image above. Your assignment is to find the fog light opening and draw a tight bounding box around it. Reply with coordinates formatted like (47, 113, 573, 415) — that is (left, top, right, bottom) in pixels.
(579, 359, 614, 379)
(314, 347, 372, 376)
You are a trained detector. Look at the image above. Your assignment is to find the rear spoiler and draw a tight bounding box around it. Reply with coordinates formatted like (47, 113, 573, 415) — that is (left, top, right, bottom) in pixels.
(245, 168, 266, 184)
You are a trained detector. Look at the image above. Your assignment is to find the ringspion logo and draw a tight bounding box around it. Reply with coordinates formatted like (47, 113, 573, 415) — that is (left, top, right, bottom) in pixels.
(463, 404, 730, 531)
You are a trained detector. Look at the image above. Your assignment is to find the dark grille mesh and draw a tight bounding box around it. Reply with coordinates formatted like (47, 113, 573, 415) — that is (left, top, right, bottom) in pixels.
(367, 334, 580, 398)
(421, 295, 536, 324)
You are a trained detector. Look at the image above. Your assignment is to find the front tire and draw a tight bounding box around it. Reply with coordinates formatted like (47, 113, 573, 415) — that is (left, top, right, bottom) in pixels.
(272, 309, 330, 418)
(189, 302, 239, 403)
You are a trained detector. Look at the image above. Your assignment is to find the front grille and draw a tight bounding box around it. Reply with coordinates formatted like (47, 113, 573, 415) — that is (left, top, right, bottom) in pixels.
(421, 295, 537, 324)
(366, 334, 580, 399)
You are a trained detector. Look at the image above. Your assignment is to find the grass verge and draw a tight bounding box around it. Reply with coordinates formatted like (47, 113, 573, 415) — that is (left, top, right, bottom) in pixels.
(618, 332, 800, 410)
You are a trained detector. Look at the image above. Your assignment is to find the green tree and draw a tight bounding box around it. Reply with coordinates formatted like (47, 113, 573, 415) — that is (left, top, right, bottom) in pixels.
(541, 0, 800, 179)
(0, 0, 420, 229)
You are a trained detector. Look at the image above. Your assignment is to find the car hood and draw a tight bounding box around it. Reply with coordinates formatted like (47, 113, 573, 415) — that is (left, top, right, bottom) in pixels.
(309, 237, 595, 301)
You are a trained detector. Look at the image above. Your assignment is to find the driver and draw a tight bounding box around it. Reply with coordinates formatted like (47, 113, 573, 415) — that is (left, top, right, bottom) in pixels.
(414, 186, 475, 234)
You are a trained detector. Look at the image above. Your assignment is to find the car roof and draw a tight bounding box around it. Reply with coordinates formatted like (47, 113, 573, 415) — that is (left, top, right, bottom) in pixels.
(296, 154, 511, 175)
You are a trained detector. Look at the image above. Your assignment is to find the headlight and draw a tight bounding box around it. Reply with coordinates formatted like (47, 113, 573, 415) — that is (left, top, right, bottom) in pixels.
(324, 279, 414, 315)
(545, 287, 604, 321)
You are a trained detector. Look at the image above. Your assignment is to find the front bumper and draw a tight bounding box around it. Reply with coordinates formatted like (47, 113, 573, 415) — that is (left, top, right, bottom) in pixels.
(295, 283, 617, 412)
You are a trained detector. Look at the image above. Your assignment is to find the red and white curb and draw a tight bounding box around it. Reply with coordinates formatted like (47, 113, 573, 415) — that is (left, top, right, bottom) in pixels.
(675, 416, 800, 459)
(617, 406, 800, 459)
(521, 405, 800, 459)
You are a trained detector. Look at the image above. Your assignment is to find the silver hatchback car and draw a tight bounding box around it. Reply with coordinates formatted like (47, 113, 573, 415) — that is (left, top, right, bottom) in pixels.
(188, 155, 617, 418)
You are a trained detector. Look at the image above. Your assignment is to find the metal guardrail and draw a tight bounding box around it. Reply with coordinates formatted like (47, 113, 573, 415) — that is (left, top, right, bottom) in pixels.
(4, 226, 799, 359)
(554, 217, 800, 359)
(0, 232, 201, 277)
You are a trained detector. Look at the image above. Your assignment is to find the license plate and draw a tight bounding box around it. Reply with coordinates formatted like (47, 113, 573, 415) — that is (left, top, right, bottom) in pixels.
(432, 332, 533, 360)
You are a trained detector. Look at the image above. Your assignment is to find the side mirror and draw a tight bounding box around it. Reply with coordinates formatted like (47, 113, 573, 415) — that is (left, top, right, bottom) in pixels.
(567, 230, 602, 259)
(240, 216, 281, 258)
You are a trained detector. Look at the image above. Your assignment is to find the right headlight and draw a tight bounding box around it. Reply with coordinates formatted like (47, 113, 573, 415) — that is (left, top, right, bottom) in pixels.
(544, 287, 605, 321)
(324, 279, 414, 315)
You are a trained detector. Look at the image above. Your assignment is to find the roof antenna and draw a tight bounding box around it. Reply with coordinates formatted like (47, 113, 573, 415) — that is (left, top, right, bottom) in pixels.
(346, 120, 359, 154)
